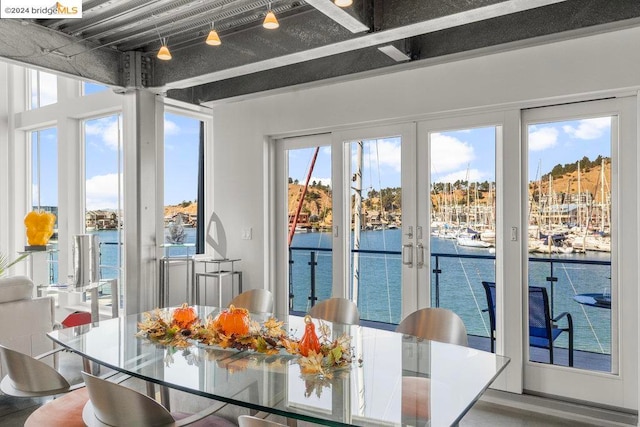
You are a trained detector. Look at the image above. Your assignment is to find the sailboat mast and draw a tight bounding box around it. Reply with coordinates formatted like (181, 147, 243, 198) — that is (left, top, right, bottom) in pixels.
(600, 158, 605, 232)
(577, 161, 581, 230)
(465, 164, 470, 227)
(352, 141, 363, 304)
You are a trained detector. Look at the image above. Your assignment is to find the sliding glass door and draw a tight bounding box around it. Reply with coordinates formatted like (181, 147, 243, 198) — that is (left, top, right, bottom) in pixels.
(522, 97, 637, 406)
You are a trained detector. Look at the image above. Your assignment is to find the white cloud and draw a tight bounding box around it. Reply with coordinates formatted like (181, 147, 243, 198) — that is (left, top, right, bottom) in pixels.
(310, 176, 331, 188)
(165, 119, 180, 135)
(85, 116, 121, 150)
(361, 139, 401, 172)
(86, 173, 122, 210)
(437, 168, 486, 184)
(528, 127, 558, 151)
(430, 133, 475, 174)
(562, 117, 610, 140)
(31, 71, 58, 107)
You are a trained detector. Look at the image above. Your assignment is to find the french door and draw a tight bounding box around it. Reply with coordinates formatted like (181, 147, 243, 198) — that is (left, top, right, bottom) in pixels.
(416, 113, 505, 350)
(274, 124, 416, 322)
(522, 97, 637, 407)
(274, 97, 638, 409)
(333, 124, 416, 321)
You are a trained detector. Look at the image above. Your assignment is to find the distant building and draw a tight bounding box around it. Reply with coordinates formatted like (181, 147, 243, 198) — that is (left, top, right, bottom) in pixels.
(86, 210, 119, 230)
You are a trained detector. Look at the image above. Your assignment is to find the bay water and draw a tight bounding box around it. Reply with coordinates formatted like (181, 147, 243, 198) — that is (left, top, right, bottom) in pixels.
(91, 227, 611, 354)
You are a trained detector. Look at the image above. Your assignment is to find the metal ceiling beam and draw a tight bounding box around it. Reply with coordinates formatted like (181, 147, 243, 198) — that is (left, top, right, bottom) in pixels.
(1, 0, 637, 104)
(304, 0, 369, 33)
(169, 0, 640, 104)
(157, 0, 569, 90)
(0, 19, 122, 86)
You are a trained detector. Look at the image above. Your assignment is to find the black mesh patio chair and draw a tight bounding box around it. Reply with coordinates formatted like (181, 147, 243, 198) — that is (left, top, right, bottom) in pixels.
(481, 281, 574, 367)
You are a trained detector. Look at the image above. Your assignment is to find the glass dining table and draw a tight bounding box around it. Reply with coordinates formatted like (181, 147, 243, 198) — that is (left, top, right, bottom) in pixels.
(47, 306, 509, 426)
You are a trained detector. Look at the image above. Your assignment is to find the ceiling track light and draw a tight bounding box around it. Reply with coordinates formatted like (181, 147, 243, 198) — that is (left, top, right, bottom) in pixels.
(157, 37, 172, 60)
(206, 23, 221, 46)
(263, 2, 279, 29)
(334, 0, 353, 7)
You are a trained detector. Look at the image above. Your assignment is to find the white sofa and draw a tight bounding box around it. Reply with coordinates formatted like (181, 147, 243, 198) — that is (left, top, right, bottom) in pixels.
(0, 275, 56, 377)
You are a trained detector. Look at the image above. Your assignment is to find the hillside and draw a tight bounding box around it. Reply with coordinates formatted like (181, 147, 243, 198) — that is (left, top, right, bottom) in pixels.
(431, 159, 611, 208)
(288, 183, 332, 225)
(533, 160, 611, 203)
(164, 161, 610, 225)
(164, 202, 197, 218)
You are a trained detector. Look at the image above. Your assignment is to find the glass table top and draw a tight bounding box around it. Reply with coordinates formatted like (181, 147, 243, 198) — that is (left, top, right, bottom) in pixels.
(48, 306, 509, 426)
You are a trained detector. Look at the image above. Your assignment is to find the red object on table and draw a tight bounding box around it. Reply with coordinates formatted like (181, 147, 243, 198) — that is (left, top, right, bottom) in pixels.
(299, 315, 321, 356)
(61, 311, 92, 327)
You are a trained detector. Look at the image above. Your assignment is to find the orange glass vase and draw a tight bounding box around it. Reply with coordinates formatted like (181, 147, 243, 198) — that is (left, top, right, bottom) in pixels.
(299, 315, 321, 356)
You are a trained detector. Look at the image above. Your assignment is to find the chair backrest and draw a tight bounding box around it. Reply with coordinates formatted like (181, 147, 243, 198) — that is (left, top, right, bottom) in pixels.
(81, 371, 175, 426)
(396, 307, 468, 346)
(529, 286, 553, 338)
(230, 289, 274, 313)
(481, 281, 497, 332)
(0, 345, 71, 396)
(238, 415, 287, 427)
(308, 297, 360, 325)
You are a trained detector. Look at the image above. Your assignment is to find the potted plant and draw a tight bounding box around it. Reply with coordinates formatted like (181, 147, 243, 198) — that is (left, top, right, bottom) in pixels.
(0, 252, 28, 277)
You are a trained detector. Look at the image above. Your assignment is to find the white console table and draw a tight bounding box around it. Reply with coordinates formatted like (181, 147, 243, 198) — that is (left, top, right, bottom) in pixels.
(193, 257, 242, 307)
(38, 279, 119, 324)
(158, 243, 195, 307)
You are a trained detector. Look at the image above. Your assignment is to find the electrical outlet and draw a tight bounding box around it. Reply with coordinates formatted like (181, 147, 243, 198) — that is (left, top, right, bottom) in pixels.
(241, 227, 252, 240)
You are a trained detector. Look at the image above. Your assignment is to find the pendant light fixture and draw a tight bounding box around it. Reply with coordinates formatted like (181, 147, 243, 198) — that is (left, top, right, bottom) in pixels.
(334, 0, 353, 7)
(263, 3, 279, 29)
(206, 23, 221, 46)
(157, 38, 172, 60)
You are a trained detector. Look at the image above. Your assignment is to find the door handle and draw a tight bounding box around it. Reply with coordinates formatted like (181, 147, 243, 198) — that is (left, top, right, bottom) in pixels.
(416, 242, 425, 268)
(402, 244, 413, 268)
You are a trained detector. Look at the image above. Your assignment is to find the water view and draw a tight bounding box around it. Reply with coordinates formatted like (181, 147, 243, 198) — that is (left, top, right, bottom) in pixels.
(289, 228, 611, 357)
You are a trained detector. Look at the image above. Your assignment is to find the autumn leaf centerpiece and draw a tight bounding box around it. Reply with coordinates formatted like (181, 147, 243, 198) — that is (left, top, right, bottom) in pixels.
(136, 304, 355, 377)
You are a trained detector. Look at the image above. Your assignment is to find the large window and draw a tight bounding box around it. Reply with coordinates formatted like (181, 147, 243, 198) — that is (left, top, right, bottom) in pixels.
(82, 82, 109, 95)
(84, 114, 123, 284)
(163, 112, 202, 256)
(30, 127, 58, 283)
(526, 116, 612, 372)
(29, 70, 57, 109)
(520, 98, 637, 407)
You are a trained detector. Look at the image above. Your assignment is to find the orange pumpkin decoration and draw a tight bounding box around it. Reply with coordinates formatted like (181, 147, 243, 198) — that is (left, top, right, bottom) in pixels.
(173, 303, 198, 329)
(214, 305, 250, 336)
(299, 315, 321, 356)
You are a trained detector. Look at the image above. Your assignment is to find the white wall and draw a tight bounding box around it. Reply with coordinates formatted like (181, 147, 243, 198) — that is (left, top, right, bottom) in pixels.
(210, 26, 640, 298)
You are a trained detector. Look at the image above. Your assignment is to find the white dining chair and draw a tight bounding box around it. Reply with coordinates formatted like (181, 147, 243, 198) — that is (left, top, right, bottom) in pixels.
(395, 307, 468, 346)
(0, 344, 84, 398)
(308, 297, 360, 325)
(229, 289, 274, 313)
(396, 307, 468, 423)
(0, 345, 89, 426)
(81, 371, 236, 426)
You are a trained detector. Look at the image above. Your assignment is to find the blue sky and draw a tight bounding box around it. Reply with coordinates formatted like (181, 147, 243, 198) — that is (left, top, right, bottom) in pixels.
(33, 98, 200, 209)
(81, 112, 200, 209)
(287, 118, 611, 194)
